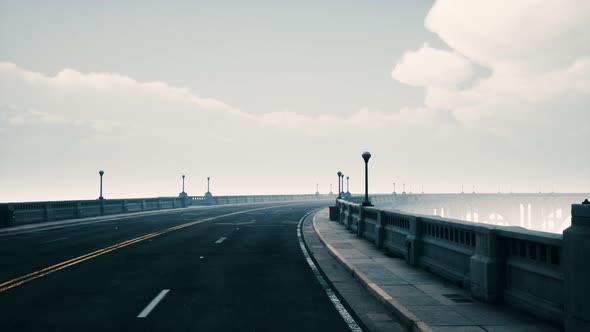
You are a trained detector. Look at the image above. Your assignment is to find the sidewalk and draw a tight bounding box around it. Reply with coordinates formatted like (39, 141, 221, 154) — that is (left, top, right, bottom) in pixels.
(312, 208, 560, 332)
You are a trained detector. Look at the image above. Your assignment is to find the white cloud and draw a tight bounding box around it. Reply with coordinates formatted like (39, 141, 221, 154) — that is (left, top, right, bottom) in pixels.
(391, 0, 590, 130)
(392, 43, 473, 87)
(425, 0, 590, 70)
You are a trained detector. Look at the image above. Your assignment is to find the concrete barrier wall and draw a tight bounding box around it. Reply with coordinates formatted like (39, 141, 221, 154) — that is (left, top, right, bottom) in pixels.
(0, 197, 185, 227)
(334, 199, 590, 327)
(0, 194, 334, 227)
(189, 194, 331, 206)
(346, 193, 589, 233)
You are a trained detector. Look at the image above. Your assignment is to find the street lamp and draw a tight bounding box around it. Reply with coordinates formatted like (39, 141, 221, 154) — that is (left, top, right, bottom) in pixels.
(361, 151, 373, 206)
(393, 182, 396, 194)
(316, 183, 320, 195)
(346, 176, 350, 194)
(207, 177, 211, 193)
(98, 170, 104, 200)
(330, 184, 333, 195)
(337, 171, 342, 199)
(182, 175, 186, 193)
(340, 173, 345, 196)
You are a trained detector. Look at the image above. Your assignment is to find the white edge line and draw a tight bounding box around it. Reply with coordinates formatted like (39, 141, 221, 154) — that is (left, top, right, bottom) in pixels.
(137, 289, 170, 318)
(297, 211, 363, 332)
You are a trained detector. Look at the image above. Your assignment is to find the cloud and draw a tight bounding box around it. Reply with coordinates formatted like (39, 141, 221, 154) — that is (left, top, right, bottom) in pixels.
(391, 0, 590, 131)
(425, 0, 590, 70)
(1, 61, 452, 140)
(392, 43, 473, 87)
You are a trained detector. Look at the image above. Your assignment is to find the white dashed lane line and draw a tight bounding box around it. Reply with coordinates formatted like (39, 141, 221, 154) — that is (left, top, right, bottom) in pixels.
(137, 289, 170, 318)
(214, 237, 227, 244)
(42, 237, 69, 244)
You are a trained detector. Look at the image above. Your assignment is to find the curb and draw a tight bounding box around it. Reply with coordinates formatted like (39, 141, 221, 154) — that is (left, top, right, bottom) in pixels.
(311, 209, 435, 332)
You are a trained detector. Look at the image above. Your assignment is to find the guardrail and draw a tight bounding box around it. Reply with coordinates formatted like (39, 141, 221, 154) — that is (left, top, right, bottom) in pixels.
(332, 199, 590, 329)
(0, 194, 334, 227)
(0, 197, 187, 227)
(189, 194, 329, 205)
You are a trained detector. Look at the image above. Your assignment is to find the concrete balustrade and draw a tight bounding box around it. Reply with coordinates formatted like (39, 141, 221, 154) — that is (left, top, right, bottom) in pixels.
(189, 194, 330, 206)
(0, 197, 189, 227)
(0, 193, 334, 227)
(332, 199, 590, 329)
(345, 193, 589, 232)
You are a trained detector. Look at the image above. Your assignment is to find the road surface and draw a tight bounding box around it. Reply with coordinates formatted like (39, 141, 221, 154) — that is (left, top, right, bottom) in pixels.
(0, 201, 371, 331)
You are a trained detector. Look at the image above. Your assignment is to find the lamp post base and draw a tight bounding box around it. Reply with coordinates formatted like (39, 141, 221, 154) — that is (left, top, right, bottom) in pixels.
(362, 201, 373, 207)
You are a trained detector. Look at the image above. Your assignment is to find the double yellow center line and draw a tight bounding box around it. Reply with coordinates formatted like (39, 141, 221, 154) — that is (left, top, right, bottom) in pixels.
(0, 203, 301, 293)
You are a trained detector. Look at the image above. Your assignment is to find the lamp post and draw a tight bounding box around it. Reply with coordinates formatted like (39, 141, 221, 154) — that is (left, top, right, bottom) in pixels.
(182, 175, 186, 193)
(346, 176, 350, 194)
(337, 171, 342, 199)
(316, 183, 320, 195)
(340, 173, 345, 196)
(207, 177, 211, 193)
(330, 184, 333, 195)
(393, 182, 396, 194)
(361, 151, 373, 206)
(98, 170, 104, 200)
(403, 183, 406, 194)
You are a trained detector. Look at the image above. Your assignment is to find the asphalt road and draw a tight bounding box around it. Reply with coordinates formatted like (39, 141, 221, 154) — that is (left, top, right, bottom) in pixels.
(0, 201, 364, 331)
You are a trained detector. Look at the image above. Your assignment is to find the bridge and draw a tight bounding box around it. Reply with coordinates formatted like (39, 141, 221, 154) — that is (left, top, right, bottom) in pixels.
(0, 188, 588, 331)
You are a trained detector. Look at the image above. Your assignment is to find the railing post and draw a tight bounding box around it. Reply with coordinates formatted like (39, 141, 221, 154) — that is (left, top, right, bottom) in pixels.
(406, 216, 420, 266)
(469, 228, 504, 303)
(44, 202, 53, 221)
(564, 203, 590, 331)
(346, 205, 352, 229)
(357, 208, 365, 236)
(141, 199, 146, 211)
(75, 201, 83, 218)
(122, 200, 129, 213)
(99, 199, 105, 216)
(0, 204, 15, 227)
(375, 211, 385, 248)
(329, 205, 340, 221)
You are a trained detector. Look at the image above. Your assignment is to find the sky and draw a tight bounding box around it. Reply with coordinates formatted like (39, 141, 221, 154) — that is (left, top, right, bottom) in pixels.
(1, 0, 589, 202)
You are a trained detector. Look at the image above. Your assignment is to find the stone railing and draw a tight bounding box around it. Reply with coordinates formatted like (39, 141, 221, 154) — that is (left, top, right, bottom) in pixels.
(0, 193, 333, 228)
(189, 194, 330, 206)
(0, 197, 188, 227)
(342, 193, 589, 233)
(332, 199, 590, 330)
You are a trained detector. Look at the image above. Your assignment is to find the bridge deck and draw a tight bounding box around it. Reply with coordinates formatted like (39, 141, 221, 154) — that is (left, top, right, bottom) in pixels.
(0, 202, 374, 331)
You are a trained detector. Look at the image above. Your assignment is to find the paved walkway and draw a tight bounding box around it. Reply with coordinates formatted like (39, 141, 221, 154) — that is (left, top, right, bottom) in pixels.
(312, 208, 561, 332)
